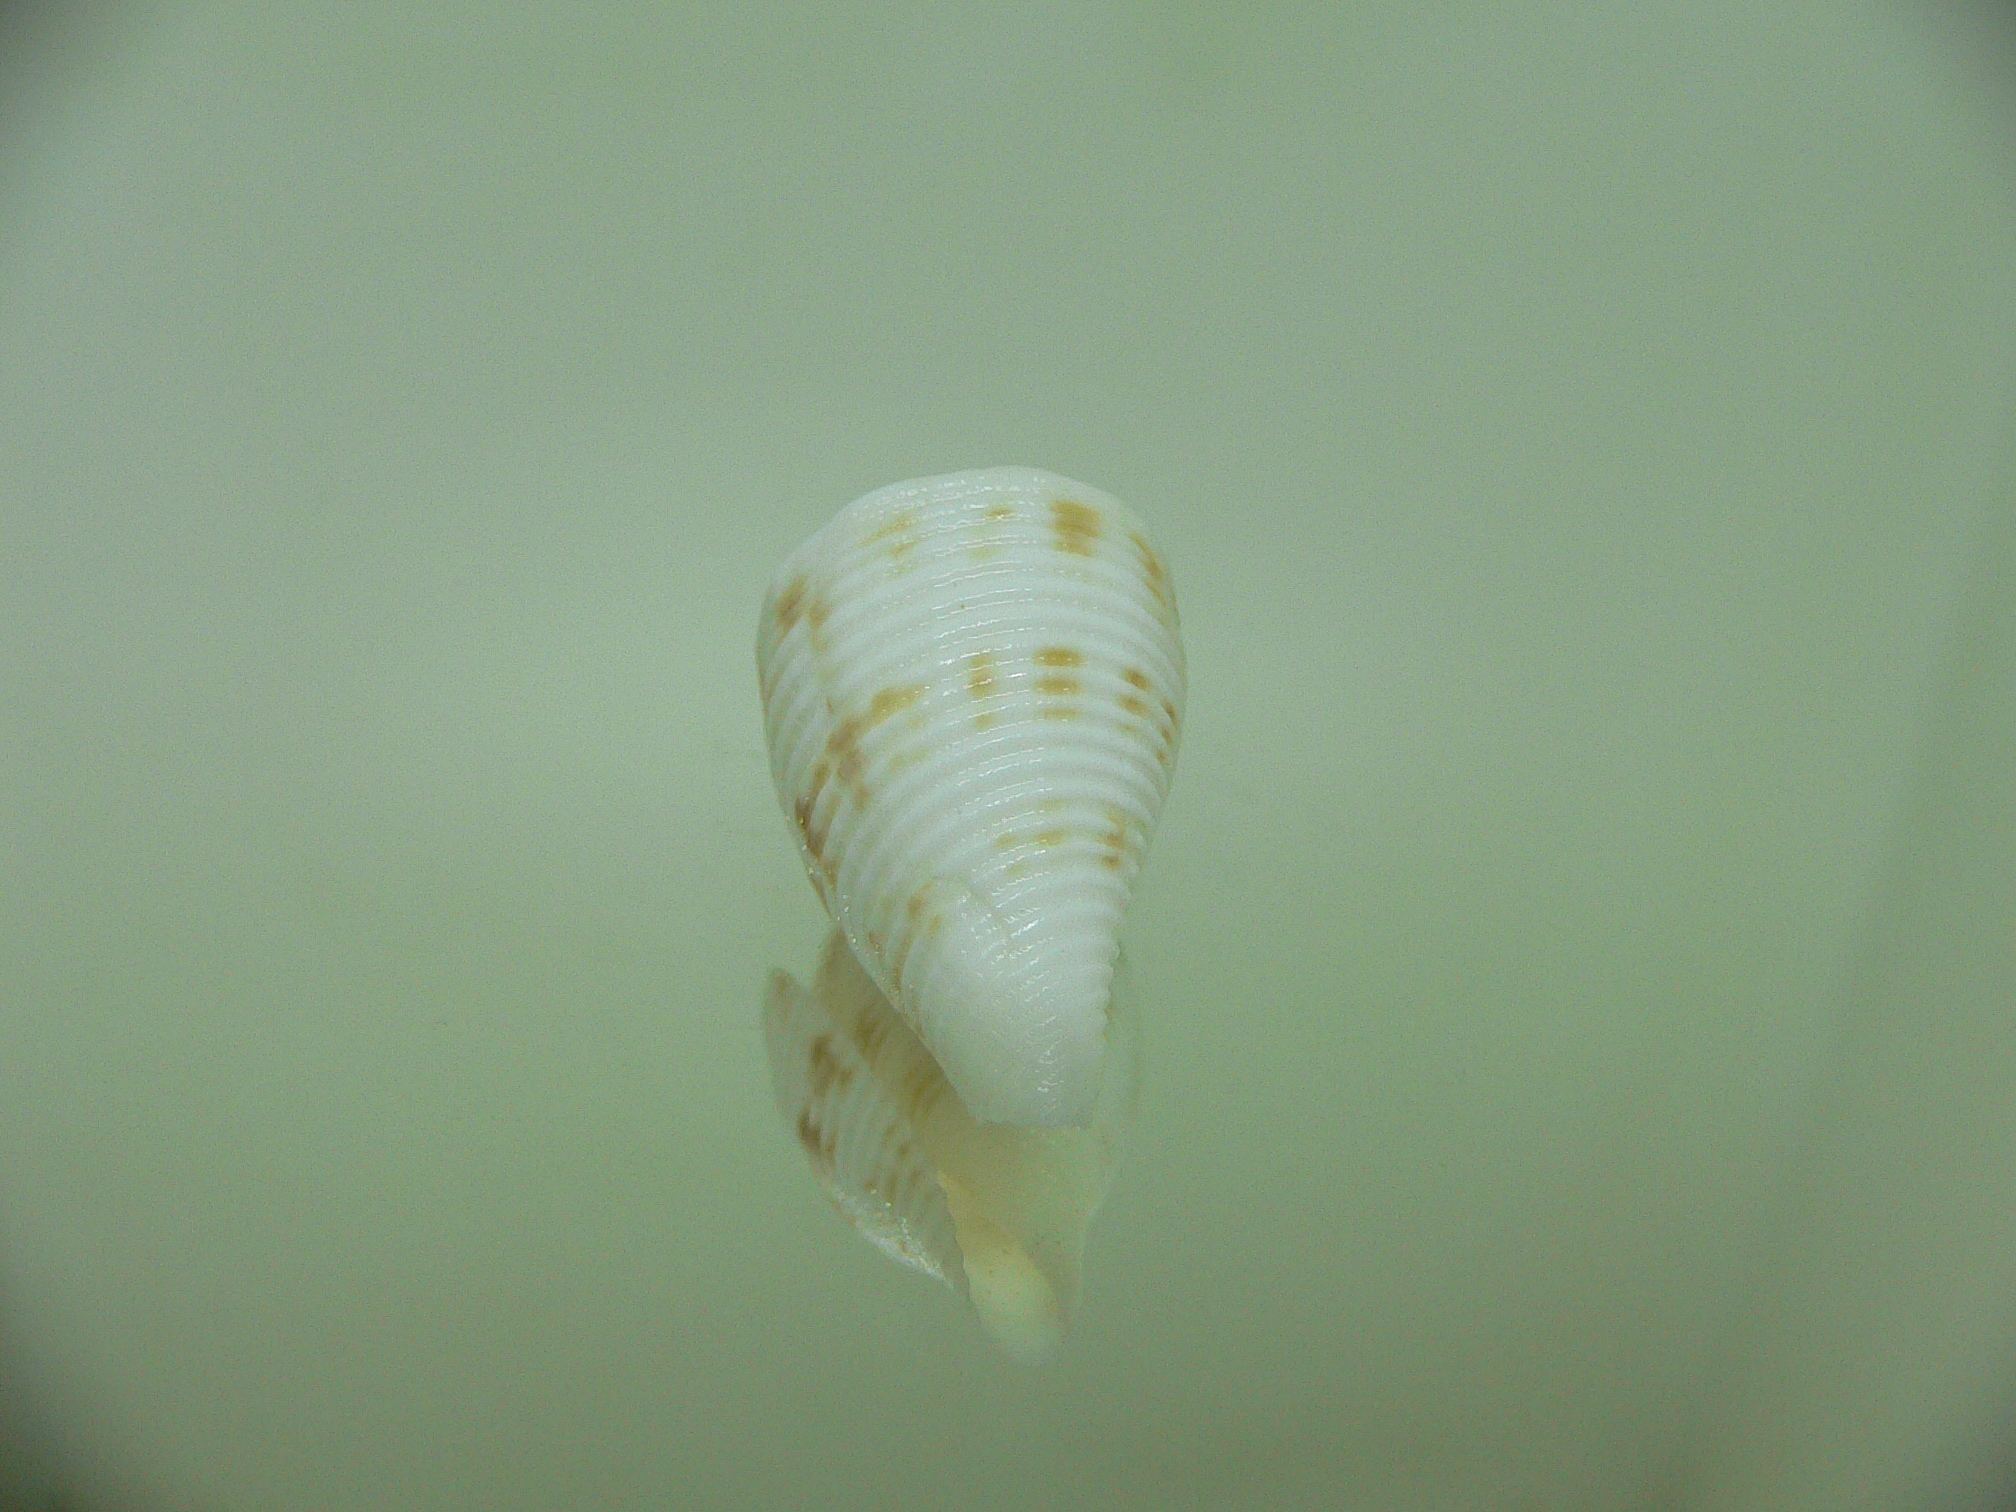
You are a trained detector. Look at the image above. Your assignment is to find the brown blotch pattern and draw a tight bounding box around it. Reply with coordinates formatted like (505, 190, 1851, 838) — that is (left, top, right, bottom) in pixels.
(772, 574, 809, 633)
(795, 1107, 836, 1169)
(1130, 530, 1176, 616)
(847, 993, 893, 1065)
(865, 508, 922, 564)
(862, 1131, 929, 1211)
(1098, 805, 1130, 870)
(825, 715, 867, 803)
(1113, 665, 1178, 744)
(893, 887, 940, 996)
(967, 651, 999, 727)
(798, 759, 840, 891)
(1051, 499, 1102, 555)
(1155, 698, 1181, 769)
(807, 1033, 853, 1098)
(895, 1056, 946, 1125)
(1033, 646, 1083, 668)
(867, 683, 924, 726)
(984, 504, 1016, 523)
(1035, 674, 1081, 698)
(1033, 828, 1067, 847)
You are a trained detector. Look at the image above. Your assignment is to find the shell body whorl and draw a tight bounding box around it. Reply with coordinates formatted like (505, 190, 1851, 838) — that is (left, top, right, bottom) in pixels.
(757, 467, 1183, 1127)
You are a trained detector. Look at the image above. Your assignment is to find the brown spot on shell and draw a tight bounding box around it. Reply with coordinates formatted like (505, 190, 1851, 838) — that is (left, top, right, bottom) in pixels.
(893, 887, 939, 995)
(897, 1056, 946, 1124)
(1122, 667, 1151, 692)
(1099, 804, 1130, 870)
(1130, 530, 1175, 616)
(1033, 828, 1067, 847)
(1118, 693, 1148, 718)
(1051, 499, 1101, 555)
(772, 574, 809, 633)
(1034, 646, 1083, 668)
(807, 1033, 853, 1098)
(984, 504, 1015, 523)
(867, 683, 924, 726)
(1035, 674, 1081, 697)
(826, 716, 867, 801)
(807, 595, 831, 633)
(850, 996, 893, 1063)
(994, 832, 1018, 849)
(795, 1107, 835, 1169)
(865, 508, 922, 564)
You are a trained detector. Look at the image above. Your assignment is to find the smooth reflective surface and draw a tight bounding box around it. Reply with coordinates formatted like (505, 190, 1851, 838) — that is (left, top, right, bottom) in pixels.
(2, 4, 2015, 1509)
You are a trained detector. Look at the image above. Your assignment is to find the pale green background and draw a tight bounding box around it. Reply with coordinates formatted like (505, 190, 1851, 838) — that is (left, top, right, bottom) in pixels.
(3, 3, 2016, 1509)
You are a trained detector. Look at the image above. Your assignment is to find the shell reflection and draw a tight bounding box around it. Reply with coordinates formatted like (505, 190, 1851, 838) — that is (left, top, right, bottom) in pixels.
(763, 927, 1138, 1364)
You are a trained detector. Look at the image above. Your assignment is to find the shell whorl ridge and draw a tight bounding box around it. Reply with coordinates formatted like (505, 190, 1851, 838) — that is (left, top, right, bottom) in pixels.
(757, 467, 1183, 1128)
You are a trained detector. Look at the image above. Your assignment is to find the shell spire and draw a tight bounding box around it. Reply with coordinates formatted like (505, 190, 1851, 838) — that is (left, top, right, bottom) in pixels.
(757, 468, 1183, 1127)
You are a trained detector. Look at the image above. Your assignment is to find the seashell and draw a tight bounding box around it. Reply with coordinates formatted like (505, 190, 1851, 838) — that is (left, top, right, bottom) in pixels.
(763, 925, 1138, 1364)
(756, 467, 1183, 1127)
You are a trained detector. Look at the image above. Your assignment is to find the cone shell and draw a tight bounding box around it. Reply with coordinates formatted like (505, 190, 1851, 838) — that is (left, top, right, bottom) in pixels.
(764, 927, 1138, 1363)
(757, 468, 1183, 1127)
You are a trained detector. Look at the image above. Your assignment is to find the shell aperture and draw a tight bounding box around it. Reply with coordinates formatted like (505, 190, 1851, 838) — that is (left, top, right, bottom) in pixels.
(763, 926, 1139, 1364)
(756, 467, 1183, 1128)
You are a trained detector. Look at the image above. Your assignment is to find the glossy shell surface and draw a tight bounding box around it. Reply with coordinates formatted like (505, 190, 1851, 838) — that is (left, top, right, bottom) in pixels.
(757, 467, 1183, 1126)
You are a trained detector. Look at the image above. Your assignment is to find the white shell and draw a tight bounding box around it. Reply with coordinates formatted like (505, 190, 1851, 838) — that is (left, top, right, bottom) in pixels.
(757, 467, 1183, 1127)
(764, 926, 1138, 1364)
